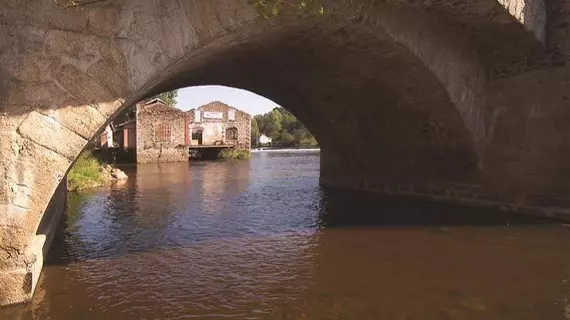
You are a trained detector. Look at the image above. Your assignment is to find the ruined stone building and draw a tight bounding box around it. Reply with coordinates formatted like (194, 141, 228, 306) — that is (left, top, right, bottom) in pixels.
(118, 99, 252, 163)
(136, 99, 188, 163)
(186, 101, 252, 150)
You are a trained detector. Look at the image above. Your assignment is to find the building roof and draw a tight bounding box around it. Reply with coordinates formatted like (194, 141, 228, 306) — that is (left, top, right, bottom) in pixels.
(145, 98, 167, 106)
(188, 101, 250, 116)
(138, 99, 185, 115)
(197, 101, 229, 109)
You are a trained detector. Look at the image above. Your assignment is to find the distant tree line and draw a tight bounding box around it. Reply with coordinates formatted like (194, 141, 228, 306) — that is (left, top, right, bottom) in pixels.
(252, 108, 318, 148)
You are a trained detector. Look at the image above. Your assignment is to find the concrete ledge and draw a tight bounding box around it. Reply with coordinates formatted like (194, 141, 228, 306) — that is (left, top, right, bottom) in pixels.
(320, 177, 570, 222)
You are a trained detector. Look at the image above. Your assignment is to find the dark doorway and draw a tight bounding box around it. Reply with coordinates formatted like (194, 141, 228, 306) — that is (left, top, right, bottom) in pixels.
(192, 129, 204, 145)
(226, 127, 238, 142)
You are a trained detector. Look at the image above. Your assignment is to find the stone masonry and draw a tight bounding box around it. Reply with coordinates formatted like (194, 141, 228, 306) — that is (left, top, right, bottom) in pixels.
(1, 0, 570, 306)
(187, 101, 251, 150)
(136, 100, 188, 163)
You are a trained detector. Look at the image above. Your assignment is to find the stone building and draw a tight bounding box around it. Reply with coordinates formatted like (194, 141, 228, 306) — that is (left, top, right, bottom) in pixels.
(134, 99, 251, 163)
(136, 99, 188, 163)
(116, 121, 136, 149)
(186, 101, 252, 150)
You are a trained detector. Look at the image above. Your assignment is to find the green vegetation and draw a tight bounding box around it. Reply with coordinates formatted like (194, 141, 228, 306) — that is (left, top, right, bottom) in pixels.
(67, 151, 109, 191)
(252, 108, 318, 148)
(219, 149, 252, 160)
(148, 90, 178, 107)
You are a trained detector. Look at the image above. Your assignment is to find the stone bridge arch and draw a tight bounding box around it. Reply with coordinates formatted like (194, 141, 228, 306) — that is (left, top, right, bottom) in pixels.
(2, 0, 566, 306)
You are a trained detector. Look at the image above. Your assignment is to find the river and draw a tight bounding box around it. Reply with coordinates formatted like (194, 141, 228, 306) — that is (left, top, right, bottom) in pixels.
(3, 151, 570, 319)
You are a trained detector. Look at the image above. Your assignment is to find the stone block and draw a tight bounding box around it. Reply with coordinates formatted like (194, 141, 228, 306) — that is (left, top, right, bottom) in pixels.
(2, 52, 60, 83)
(0, 268, 32, 307)
(1, 79, 67, 109)
(86, 60, 129, 98)
(48, 102, 107, 140)
(86, 7, 122, 37)
(54, 64, 125, 118)
(17, 112, 86, 160)
(45, 29, 102, 71)
(0, 235, 44, 307)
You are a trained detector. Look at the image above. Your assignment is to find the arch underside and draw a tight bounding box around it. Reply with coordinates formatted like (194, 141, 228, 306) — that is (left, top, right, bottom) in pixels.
(150, 18, 480, 185)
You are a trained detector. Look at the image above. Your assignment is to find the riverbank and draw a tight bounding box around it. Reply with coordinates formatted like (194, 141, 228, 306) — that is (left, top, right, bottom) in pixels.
(219, 149, 251, 160)
(67, 152, 128, 191)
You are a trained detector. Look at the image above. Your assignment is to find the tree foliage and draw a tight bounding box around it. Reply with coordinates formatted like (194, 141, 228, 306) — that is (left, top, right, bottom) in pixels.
(147, 90, 178, 107)
(253, 107, 318, 148)
(111, 89, 178, 127)
(251, 117, 261, 140)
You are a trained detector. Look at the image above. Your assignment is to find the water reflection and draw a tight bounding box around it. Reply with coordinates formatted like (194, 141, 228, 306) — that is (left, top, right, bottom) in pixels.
(318, 188, 554, 227)
(3, 151, 570, 320)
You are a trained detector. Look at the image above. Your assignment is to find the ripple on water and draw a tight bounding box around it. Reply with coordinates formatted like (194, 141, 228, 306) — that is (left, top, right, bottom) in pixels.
(3, 153, 570, 320)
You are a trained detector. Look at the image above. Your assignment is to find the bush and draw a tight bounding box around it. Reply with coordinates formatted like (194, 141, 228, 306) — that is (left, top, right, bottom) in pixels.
(67, 151, 109, 191)
(219, 149, 251, 160)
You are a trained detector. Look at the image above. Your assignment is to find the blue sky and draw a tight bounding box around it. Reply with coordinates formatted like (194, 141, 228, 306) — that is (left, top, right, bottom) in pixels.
(176, 85, 278, 115)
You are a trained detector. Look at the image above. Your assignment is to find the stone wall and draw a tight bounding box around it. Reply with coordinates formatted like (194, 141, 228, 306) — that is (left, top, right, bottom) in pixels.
(136, 102, 188, 163)
(189, 101, 251, 150)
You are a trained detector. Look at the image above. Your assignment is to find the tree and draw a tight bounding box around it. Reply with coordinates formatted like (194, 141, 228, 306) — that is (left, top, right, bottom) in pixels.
(264, 109, 283, 138)
(255, 107, 318, 148)
(147, 90, 178, 107)
(251, 117, 260, 143)
(278, 129, 295, 146)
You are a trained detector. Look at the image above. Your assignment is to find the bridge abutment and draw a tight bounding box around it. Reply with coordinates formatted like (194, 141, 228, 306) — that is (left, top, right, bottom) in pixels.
(0, 177, 67, 306)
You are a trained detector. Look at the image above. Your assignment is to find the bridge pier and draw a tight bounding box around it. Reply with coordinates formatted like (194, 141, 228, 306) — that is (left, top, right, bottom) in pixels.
(0, 178, 67, 306)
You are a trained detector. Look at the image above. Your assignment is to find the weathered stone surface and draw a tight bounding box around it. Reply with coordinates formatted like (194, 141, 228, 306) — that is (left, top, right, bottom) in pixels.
(1, 79, 67, 109)
(17, 112, 86, 160)
(41, 101, 107, 140)
(136, 102, 188, 164)
(0, 268, 32, 306)
(45, 29, 102, 72)
(86, 60, 129, 98)
(55, 64, 114, 105)
(86, 6, 122, 37)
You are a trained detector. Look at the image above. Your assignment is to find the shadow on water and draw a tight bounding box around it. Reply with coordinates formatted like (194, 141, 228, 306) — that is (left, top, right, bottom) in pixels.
(46, 186, 556, 267)
(6, 155, 569, 320)
(44, 153, 558, 269)
(317, 187, 556, 227)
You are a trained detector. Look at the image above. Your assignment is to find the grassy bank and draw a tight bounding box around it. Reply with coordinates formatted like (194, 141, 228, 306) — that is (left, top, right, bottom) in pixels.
(67, 152, 110, 191)
(219, 149, 251, 160)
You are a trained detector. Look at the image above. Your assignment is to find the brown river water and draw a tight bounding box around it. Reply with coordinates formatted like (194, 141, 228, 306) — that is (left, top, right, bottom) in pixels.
(2, 151, 570, 320)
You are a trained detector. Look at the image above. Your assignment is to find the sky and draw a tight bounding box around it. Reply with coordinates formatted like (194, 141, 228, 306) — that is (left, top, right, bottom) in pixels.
(176, 85, 279, 115)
